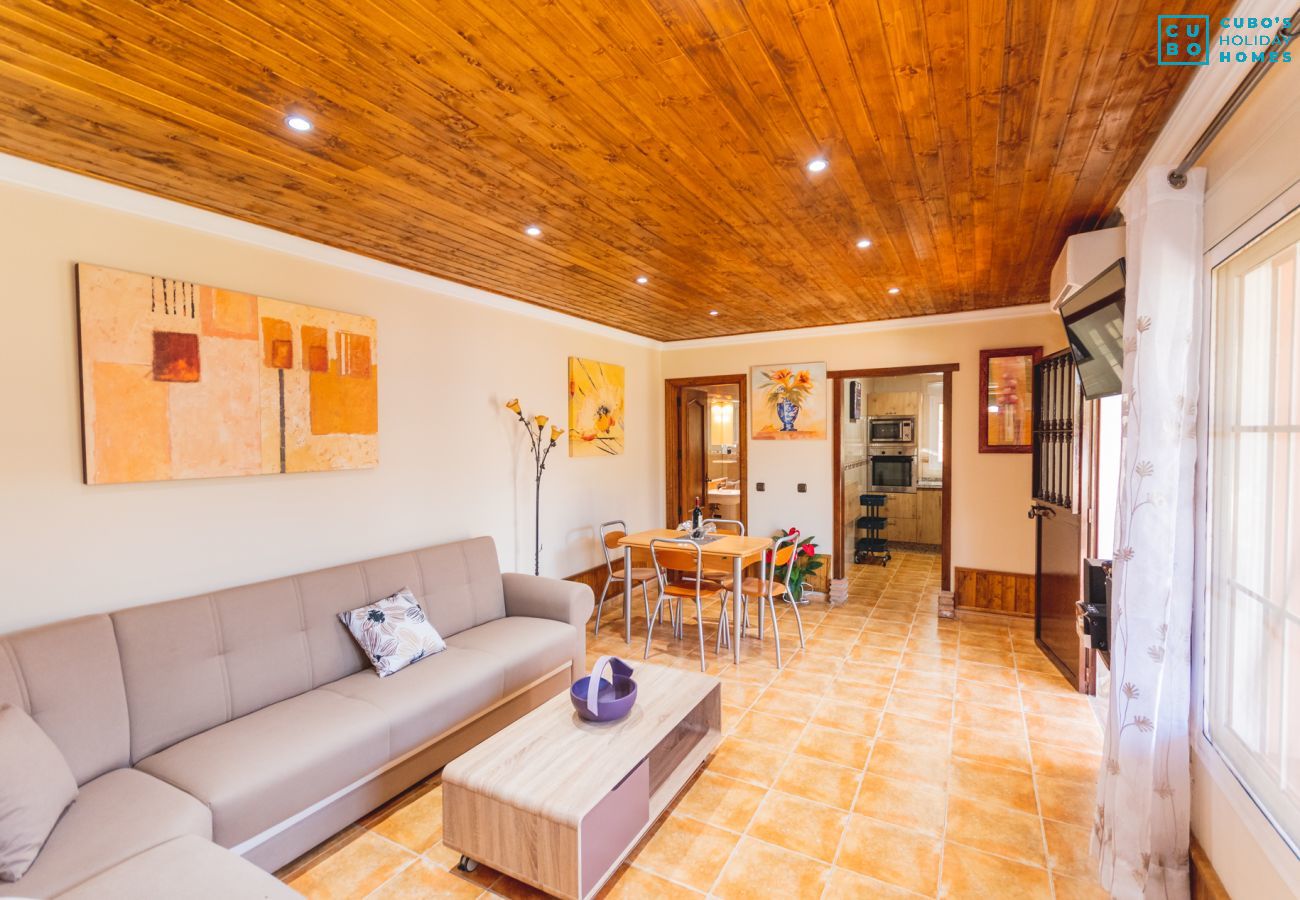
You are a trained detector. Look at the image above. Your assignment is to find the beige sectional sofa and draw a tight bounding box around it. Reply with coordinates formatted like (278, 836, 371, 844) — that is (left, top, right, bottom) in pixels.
(0, 537, 593, 898)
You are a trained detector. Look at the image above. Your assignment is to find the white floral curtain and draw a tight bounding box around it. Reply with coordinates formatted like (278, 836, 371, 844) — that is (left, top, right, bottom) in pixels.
(1093, 167, 1204, 899)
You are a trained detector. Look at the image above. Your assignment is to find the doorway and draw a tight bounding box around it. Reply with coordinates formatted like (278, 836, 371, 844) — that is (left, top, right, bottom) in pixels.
(664, 376, 747, 529)
(831, 364, 956, 592)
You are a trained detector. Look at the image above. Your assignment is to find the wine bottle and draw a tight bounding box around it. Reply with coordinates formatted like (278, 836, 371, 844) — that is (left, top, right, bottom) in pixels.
(692, 495, 702, 533)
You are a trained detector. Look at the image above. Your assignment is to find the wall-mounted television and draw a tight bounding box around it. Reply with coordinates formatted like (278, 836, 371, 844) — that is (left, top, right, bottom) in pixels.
(1060, 259, 1126, 401)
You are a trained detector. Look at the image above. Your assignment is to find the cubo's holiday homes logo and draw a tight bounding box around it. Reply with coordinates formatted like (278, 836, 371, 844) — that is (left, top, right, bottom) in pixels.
(1158, 14, 1294, 66)
(1158, 14, 1209, 65)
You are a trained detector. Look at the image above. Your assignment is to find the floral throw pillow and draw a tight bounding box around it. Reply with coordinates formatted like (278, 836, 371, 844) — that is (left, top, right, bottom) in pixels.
(339, 588, 446, 677)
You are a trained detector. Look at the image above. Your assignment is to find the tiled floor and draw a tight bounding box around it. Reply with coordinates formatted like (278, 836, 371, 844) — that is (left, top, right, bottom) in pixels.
(279, 552, 1107, 899)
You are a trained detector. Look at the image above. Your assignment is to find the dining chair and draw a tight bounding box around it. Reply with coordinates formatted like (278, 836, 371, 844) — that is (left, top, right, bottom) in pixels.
(593, 520, 656, 635)
(646, 537, 731, 672)
(719, 531, 804, 668)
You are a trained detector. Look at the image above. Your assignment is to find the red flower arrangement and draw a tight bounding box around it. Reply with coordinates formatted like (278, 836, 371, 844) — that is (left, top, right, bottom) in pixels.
(771, 527, 822, 603)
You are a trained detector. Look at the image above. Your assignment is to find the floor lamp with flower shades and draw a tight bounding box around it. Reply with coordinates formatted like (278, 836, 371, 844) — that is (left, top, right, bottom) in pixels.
(505, 398, 564, 576)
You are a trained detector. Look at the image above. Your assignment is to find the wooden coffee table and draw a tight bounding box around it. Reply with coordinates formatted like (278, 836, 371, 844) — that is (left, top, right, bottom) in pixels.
(442, 664, 721, 899)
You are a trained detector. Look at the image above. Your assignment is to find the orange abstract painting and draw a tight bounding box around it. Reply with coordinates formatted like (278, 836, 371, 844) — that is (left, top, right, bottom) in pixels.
(77, 264, 378, 484)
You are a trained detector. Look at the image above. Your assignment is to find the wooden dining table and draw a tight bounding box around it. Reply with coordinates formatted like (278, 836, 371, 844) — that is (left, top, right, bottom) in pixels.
(616, 528, 773, 664)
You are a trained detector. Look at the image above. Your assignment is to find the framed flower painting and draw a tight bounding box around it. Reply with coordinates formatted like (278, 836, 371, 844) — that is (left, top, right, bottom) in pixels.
(978, 347, 1041, 453)
(750, 363, 827, 440)
(568, 357, 624, 456)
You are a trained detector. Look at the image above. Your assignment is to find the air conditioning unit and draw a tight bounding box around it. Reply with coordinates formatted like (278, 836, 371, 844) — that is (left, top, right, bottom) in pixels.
(1050, 226, 1126, 309)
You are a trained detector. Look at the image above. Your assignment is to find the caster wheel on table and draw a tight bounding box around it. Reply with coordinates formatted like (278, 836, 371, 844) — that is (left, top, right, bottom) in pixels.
(457, 856, 479, 873)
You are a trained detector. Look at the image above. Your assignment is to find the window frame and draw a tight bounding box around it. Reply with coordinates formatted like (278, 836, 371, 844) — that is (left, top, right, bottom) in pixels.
(1195, 181, 1300, 867)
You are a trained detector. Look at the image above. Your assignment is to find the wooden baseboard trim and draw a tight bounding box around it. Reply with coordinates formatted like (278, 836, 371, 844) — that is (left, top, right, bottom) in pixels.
(954, 566, 1036, 617)
(1190, 836, 1230, 900)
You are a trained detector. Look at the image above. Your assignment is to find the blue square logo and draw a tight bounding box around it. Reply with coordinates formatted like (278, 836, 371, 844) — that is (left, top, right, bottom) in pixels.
(1158, 15, 1210, 65)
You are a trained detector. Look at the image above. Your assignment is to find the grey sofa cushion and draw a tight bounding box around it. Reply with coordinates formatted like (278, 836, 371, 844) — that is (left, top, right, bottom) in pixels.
(0, 705, 79, 883)
(0, 768, 210, 899)
(0, 616, 131, 785)
(446, 616, 577, 693)
(135, 690, 390, 848)
(55, 835, 302, 900)
(321, 647, 503, 756)
(113, 537, 509, 763)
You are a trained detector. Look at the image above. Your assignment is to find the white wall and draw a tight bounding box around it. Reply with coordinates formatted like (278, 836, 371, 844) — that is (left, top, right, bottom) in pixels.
(0, 161, 661, 633)
(662, 311, 1067, 581)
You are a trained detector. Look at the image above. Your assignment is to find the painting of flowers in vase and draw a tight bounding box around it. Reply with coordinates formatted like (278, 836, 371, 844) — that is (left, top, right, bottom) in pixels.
(750, 363, 827, 440)
(568, 357, 624, 456)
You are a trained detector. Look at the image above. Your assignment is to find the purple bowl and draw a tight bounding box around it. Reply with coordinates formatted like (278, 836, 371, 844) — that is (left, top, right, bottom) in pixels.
(571, 656, 637, 722)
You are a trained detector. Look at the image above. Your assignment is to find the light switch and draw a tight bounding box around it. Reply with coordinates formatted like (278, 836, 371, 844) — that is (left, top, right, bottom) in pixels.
(797, 483, 807, 493)
(756, 482, 765, 492)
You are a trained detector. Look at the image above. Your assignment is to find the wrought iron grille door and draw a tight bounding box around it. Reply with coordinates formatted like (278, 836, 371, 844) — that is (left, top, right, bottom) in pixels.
(1033, 350, 1079, 508)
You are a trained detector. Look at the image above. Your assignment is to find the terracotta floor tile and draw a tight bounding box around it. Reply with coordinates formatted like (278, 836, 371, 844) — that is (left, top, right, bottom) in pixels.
(838, 813, 942, 896)
(712, 836, 830, 899)
(1036, 773, 1098, 827)
(773, 667, 836, 696)
(952, 700, 1026, 735)
(940, 842, 1052, 899)
(954, 678, 1021, 711)
(945, 795, 1047, 866)
(877, 713, 952, 752)
(838, 661, 898, 686)
(673, 770, 767, 833)
(630, 814, 739, 892)
(720, 680, 765, 708)
(1043, 819, 1094, 878)
(366, 857, 485, 899)
(794, 723, 873, 769)
(1030, 743, 1101, 784)
(822, 866, 923, 899)
(746, 790, 848, 862)
(751, 687, 817, 722)
(771, 753, 858, 807)
(886, 689, 954, 724)
(1018, 669, 1079, 695)
(600, 866, 703, 898)
(951, 724, 1031, 772)
(853, 772, 948, 837)
(1025, 712, 1103, 752)
(948, 758, 1039, 814)
(286, 830, 417, 900)
(706, 736, 790, 788)
(364, 780, 444, 853)
(867, 739, 950, 788)
(832, 680, 894, 708)
(1019, 690, 1097, 721)
(1052, 872, 1110, 900)
(893, 669, 957, 697)
(812, 698, 884, 735)
(731, 709, 805, 752)
(956, 660, 1020, 687)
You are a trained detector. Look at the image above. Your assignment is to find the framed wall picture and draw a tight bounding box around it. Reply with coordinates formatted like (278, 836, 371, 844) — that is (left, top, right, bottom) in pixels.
(750, 363, 827, 440)
(978, 346, 1041, 453)
(76, 263, 378, 484)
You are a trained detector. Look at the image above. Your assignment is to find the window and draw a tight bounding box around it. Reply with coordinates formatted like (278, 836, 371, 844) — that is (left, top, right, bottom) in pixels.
(1207, 205, 1300, 848)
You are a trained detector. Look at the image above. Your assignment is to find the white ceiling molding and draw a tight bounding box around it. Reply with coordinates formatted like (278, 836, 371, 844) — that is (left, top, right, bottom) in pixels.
(663, 302, 1054, 350)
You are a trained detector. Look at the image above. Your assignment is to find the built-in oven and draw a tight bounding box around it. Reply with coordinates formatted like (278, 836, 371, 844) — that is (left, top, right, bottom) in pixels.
(868, 446, 917, 493)
(867, 416, 916, 445)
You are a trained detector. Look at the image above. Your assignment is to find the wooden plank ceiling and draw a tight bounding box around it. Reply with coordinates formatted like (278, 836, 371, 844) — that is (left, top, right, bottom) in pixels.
(0, 1, 1227, 340)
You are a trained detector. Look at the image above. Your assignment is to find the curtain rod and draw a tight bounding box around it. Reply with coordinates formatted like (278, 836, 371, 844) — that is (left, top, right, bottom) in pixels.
(1168, 10, 1300, 188)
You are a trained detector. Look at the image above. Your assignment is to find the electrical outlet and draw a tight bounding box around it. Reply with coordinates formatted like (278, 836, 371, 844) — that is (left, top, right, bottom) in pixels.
(797, 483, 807, 493)
(756, 482, 765, 492)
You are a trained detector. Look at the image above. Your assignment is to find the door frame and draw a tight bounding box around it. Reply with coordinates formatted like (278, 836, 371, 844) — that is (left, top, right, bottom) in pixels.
(664, 374, 748, 530)
(830, 364, 958, 592)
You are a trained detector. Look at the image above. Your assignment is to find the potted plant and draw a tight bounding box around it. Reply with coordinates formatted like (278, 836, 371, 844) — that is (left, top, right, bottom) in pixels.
(771, 527, 823, 603)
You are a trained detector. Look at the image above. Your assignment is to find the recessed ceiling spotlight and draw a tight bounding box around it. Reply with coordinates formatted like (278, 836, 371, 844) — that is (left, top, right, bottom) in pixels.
(806, 157, 829, 173)
(524, 225, 542, 237)
(636, 275, 649, 285)
(887, 287, 901, 295)
(856, 238, 872, 249)
(284, 114, 313, 132)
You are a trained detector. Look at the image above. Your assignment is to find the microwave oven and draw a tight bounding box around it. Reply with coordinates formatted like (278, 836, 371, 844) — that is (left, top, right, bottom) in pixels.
(867, 416, 915, 444)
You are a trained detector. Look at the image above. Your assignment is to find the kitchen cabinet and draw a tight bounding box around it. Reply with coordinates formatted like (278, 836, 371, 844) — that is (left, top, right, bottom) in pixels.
(865, 391, 921, 418)
(917, 488, 942, 544)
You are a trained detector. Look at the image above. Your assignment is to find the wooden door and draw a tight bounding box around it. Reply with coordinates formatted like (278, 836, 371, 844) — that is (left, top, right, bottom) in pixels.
(1030, 351, 1089, 690)
(678, 393, 709, 524)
